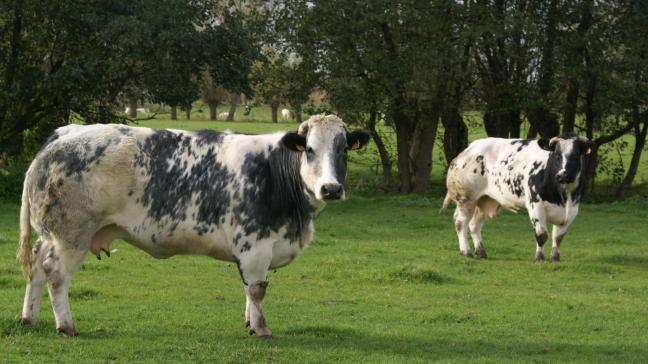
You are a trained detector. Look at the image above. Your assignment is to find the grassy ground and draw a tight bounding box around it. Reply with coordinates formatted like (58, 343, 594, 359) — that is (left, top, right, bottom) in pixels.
(1, 114, 648, 362)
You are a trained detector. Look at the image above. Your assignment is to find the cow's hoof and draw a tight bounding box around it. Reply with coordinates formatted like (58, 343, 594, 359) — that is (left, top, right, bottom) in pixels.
(19, 317, 35, 326)
(460, 250, 473, 258)
(245, 320, 251, 329)
(551, 250, 560, 263)
(255, 327, 272, 338)
(475, 247, 488, 259)
(533, 252, 545, 262)
(56, 326, 79, 337)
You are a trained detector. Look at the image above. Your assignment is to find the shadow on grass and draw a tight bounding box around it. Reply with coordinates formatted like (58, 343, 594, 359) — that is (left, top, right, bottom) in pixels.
(276, 325, 647, 361)
(1, 316, 115, 340)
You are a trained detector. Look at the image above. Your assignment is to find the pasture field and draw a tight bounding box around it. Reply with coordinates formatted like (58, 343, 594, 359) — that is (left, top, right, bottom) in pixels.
(1, 116, 648, 363)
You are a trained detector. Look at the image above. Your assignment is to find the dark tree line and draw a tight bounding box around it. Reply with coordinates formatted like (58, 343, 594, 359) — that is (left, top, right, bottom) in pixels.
(0, 0, 255, 157)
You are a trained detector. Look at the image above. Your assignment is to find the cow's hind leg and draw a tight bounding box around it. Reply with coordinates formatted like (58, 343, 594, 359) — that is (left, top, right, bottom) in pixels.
(470, 208, 487, 259)
(235, 244, 272, 338)
(43, 242, 87, 336)
(20, 238, 50, 325)
(454, 203, 476, 257)
(550, 224, 568, 262)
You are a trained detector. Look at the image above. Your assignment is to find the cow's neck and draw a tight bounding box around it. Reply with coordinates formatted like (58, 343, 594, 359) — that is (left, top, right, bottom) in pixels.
(267, 146, 315, 235)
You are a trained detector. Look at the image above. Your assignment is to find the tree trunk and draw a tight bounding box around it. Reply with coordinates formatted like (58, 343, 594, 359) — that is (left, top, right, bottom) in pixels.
(227, 93, 240, 121)
(185, 107, 191, 120)
(366, 110, 392, 186)
(208, 102, 217, 121)
(170, 106, 177, 120)
(270, 104, 278, 123)
(526, 109, 560, 138)
(584, 143, 598, 193)
(294, 109, 302, 123)
(616, 120, 647, 197)
(527, 0, 559, 139)
(584, 72, 597, 139)
(563, 79, 579, 133)
(128, 96, 137, 119)
(563, 0, 592, 134)
(508, 109, 523, 139)
(394, 100, 415, 193)
(441, 108, 468, 164)
(411, 102, 441, 194)
(484, 107, 520, 138)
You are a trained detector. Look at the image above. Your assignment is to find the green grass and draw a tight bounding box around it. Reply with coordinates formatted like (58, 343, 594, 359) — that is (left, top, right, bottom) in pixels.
(2, 116, 648, 362)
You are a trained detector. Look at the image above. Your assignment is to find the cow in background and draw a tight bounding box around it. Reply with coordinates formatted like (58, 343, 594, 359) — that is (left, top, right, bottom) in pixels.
(443, 134, 592, 262)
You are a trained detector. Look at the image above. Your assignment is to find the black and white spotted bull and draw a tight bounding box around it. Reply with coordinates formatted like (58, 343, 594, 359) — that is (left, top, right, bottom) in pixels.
(442, 134, 592, 262)
(16, 114, 369, 337)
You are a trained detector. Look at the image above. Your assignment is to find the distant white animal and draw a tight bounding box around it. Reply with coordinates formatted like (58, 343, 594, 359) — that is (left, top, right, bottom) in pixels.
(281, 109, 291, 120)
(124, 107, 149, 114)
(218, 112, 229, 120)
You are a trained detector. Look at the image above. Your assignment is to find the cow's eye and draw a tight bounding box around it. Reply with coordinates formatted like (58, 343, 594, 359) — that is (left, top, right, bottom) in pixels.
(306, 147, 314, 154)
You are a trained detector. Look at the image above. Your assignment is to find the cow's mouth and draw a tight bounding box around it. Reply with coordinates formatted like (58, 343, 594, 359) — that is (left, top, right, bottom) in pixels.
(556, 175, 575, 184)
(322, 194, 344, 201)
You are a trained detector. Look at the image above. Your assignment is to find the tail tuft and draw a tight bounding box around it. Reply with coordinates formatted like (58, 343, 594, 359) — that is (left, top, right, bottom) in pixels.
(16, 177, 32, 278)
(440, 192, 453, 212)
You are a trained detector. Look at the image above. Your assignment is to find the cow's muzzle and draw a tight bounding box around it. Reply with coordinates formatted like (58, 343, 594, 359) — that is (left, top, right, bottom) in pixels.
(556, 170, 575, 184)
(321, 183, 344, 200)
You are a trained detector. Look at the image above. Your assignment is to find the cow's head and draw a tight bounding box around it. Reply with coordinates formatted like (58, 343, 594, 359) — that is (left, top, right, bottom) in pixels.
(281, 114, 370, 201)
(538, 134, 593, 185)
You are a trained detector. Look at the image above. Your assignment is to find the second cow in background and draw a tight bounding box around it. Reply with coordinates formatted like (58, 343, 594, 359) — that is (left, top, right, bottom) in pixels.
(443, 134, 593, 262)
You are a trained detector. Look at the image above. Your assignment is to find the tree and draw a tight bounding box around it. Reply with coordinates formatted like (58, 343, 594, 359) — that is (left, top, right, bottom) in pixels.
(201, 72, 230, 120)
(614, 0, 648, 197)
(250, 53, 286, 123)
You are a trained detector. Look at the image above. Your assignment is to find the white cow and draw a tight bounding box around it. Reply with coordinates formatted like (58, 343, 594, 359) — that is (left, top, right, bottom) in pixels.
(281, 109, 291, 120)
(443, 134, 592, 262)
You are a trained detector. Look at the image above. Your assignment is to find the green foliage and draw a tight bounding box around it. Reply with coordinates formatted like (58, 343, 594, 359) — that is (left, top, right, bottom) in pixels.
(0, 0, 255, 157)
(0, 159, 27, 202)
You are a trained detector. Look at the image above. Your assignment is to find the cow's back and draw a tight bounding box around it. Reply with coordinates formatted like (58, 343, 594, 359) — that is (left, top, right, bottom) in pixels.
(446, 138, 548, 209)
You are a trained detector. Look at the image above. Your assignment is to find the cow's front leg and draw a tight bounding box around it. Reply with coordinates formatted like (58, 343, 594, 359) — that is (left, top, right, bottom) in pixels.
(550, 224, 568, 262)
(529, 213, 548, 262)
(235, 244, 272, 338)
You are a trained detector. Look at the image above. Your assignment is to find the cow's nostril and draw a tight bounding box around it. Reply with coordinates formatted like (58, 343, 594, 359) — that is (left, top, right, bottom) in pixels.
(321, 184, 343, 199)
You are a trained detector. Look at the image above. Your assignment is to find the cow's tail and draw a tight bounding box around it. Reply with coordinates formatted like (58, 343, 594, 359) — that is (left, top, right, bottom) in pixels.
(17, 178, 32, 279)
(440, 192, 453, 212)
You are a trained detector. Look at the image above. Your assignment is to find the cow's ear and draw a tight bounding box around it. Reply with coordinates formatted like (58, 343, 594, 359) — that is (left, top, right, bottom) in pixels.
(538, 138, 557, 151)
(538, 138, 551, 151)
(582, 140, 594, 155)
(281, 132, 307, 152)
(347, 130, 371, 150)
